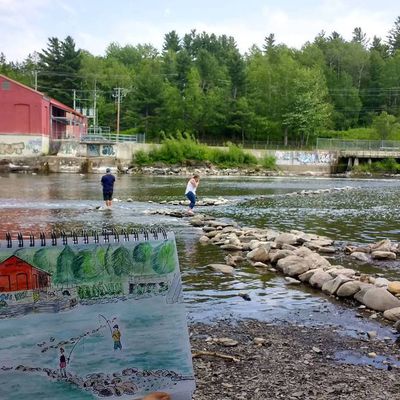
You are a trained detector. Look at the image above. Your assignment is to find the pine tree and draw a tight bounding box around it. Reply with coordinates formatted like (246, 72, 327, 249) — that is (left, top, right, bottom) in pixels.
(388, 16, 400, 55)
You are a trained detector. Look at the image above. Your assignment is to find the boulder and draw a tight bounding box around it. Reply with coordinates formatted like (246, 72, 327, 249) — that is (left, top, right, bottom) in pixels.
(298, 268, 321, 283)
(350, 251, 370, 262)
(358, 287, 400, 312)
(276, 255, 306, 272)
(303, 253, 331, 270)
(353, 284, 374, 302)
(336, 281, 363, 297)
(247, 247, 270, 263)
(269, 249, 294, 264)
(265, 229, 279, 241)
(283, 261, 313, 277)
(275, 233, 298, 247)
(374, 277, 390, 288)
(329, 268, 356, 278)
(383, 307, 400, 321)
(370, 239, 392, 253)
(281, 243, 297, 251)
(206, 230, 220, 238)
(309, 270, 333, 289)
(371, 251, 396, 260)
(388, 281, 400, 295)
(294, 246, 314, 258)
(322, 275, 352, 295)
(199, 236, 210, 244)
(318, 246, 336, 254)
(252, 261, 269, 268)
(207, 264, 235, 274)
(305, 238, 334, 248)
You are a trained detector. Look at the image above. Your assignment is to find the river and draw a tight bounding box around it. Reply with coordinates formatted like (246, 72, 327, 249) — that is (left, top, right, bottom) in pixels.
(1, 173, 400, 334)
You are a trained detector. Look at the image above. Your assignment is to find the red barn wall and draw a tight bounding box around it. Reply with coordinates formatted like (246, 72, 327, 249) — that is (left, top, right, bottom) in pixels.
(0, 76, 49, 136)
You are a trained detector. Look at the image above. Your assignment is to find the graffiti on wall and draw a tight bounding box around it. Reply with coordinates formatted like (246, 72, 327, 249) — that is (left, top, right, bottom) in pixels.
(26, 139, 42, 154)
(86, 144, 116, 157)
(275, 151, 336, 165)
(0, 142, 25, 155)
(58, 141, 78, 156)
(87, 144, 100, 157)
(101, 144, 115, 156)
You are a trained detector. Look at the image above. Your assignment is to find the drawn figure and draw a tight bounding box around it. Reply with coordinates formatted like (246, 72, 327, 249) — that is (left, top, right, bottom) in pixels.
(112, 324, 122, 350)
(59, 347, 67, 377)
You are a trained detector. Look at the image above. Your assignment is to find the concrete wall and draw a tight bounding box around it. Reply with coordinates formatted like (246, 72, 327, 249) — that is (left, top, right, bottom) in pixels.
(0, 134, 49, 156)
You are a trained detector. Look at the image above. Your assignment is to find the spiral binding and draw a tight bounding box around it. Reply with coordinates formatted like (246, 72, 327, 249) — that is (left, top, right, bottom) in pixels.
(0, 228, 169, 248)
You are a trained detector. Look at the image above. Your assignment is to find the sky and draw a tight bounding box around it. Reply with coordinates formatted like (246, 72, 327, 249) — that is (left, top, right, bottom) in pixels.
(1, 0, 400, 61)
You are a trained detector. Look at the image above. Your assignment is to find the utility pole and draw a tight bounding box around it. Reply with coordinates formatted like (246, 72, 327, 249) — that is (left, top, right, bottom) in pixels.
(34, 70, 38, 90)
(113, 87, 124, 142)
(73, 89, 76, 110)
(93, 79, 97, 133)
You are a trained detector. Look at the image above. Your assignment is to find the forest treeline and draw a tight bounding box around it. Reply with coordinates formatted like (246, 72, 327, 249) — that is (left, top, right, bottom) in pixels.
(2, 17, 400, 146)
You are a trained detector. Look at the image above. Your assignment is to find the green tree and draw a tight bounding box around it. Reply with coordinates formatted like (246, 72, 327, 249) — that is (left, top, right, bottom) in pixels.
(37, 36, 82, 105)
(388, 16, 400, 55)
(163, 30, 181, 53)
(372, 111, 398, 139)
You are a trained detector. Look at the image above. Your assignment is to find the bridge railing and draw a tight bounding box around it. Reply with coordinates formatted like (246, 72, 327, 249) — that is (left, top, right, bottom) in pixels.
(80, 132, 146, 143)
(317, 138, 400, 151)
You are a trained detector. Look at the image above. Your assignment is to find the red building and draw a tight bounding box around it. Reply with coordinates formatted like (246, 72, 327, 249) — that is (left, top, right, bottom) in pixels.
(0, 74, 87, 155)
(0, 255, 51, 292)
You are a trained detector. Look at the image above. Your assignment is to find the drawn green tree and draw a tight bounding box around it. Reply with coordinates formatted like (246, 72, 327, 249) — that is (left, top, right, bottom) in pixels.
(151, 241, 176, 275)
(112, 246, 132, 276)
(32, 248, 57, 274)
(73, 246, 108, 282)
(132, 242, 153, 274)
(55, 246, 76, 285)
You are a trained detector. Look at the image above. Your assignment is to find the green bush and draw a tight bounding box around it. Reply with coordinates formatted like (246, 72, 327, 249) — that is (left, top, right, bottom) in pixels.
(133, 150, 152, 165)
(207, 143, 257, 167)
(131, 134, 259, 167)
(150, 132, 208, 164)
(262, 155, 277, 169)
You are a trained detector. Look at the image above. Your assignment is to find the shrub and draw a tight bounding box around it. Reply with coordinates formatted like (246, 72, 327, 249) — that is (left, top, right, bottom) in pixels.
(262, 155, 277, 169)
(207, 143, 257, 167)
(133, 150, 152, 165)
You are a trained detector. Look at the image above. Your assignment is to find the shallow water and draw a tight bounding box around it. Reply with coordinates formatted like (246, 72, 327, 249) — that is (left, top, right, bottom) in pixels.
(1, 173, 400, 336)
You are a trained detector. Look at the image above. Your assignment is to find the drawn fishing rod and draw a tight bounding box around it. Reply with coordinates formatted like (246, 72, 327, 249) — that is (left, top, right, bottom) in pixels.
(67, 335, 84, 365)
(98, 314, 113, 336)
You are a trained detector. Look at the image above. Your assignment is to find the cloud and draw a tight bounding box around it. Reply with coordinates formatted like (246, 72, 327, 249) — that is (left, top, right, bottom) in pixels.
(0, 0, 51, 60)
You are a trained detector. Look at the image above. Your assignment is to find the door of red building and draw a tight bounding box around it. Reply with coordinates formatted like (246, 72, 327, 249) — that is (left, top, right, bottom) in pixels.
(0, 275, 11, 292)
(16, 273, 28, 290)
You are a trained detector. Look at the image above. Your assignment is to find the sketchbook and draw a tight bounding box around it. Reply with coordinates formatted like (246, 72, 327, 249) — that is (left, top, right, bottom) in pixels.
(0, 229, 195, 400)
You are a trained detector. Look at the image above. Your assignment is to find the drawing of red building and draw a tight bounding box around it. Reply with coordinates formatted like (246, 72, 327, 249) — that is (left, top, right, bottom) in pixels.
(0, 255, 51, 292)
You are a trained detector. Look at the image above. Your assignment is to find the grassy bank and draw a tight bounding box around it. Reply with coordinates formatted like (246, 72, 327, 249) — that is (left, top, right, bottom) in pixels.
(133, 133, 277, 169)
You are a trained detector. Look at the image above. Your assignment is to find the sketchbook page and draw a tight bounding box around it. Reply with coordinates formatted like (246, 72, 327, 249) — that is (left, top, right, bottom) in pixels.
(0, 234, 195, 400)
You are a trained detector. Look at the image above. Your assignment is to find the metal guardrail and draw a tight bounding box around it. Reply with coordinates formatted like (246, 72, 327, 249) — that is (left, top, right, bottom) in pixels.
(317, 138, 400, 151)
(80, 133, 145, 143)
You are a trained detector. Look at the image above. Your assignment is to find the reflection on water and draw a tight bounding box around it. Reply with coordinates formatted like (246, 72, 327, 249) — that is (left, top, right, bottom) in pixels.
(1, 173, 400, 334)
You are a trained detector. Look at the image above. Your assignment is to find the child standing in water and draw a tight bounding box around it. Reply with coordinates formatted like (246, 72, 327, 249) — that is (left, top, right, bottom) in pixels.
(185, 175, 200, 215)
(112, 324, 122, 351)
(59, 347, 67, 378)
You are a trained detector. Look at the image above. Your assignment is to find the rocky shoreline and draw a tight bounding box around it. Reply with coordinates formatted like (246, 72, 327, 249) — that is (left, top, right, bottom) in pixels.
(181, 214, 400, 332)
(190, 319, 400, 400)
